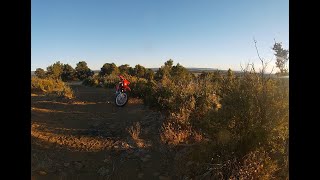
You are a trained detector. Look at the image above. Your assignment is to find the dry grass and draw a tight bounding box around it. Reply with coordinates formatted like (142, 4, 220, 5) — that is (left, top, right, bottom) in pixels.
(192, 131, 204, 143)
(128, 98, 143, 104)
(128, 122, 141, 141)
(160, 122, 191, 145)
(71, 101, 96, 105)
(127, 122, 147, 148)
(227, 149, 279, 180)
(35, 100, 96, 105)
(160, 121, 206, 146)
(31, 123, 130, 152)
(31, 107, 64, 113)
(31, 93, 41, 97)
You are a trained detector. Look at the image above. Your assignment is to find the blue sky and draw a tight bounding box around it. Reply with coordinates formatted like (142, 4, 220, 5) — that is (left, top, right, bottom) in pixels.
(31, 0, 288, 72)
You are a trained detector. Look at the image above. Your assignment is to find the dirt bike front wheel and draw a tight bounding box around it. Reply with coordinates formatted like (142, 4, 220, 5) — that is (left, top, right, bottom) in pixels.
(115, 92, 128, 107)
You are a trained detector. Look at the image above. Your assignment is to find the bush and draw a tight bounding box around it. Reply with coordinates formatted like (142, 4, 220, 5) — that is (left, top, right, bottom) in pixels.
(76, 60, 289, 179)
(102, 74, 119, 88)
(231, 149, 279, 180)
(145, 63, 287, 179)
(198, 67, 289, 178)
(31, 77, 74, 99)
(160, 121, 192, 145)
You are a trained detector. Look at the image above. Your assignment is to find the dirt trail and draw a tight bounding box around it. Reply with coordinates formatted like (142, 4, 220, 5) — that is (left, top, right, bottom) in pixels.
(31, 84, 173, 180)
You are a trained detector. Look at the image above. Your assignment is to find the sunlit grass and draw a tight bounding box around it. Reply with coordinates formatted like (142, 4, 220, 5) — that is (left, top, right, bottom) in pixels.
(127, 122, 149, 148)
(31, 123, 130, 152)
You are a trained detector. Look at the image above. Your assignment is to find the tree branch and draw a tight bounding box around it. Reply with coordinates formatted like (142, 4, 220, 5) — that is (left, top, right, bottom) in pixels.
(253, 37, 264, 66)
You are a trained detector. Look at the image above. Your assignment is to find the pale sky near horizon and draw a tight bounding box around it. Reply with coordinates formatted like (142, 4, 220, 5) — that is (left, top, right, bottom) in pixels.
(31, 0, 289, 72)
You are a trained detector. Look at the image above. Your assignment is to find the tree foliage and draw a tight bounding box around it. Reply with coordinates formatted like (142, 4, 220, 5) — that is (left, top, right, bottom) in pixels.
(145, 69, 155, 80)
(46, 61, 63, 79)
(35, 68, 46, 79)
(99, 63, 119, 76)
(61, 64, 76, 81)
(134, 64, 146, 78)
(119, 64, 130, 74)
(272, 42, 289, 75)
(155, 59, 174, 80)
(75, 61, 94, 80)
(170, 63, 192, 82)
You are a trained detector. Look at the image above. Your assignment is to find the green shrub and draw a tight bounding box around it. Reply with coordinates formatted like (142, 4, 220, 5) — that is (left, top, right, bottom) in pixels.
(31, 77, 74, 99)
(102, 74, 119, 88)
(146, 64, 288, 179)
(197, 68, 289, 178)
(82, 76, 99, 87)
(74, 60, 289, 179)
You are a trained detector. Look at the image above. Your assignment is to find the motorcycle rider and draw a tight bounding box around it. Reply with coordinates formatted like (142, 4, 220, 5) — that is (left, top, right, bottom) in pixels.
(116, 75, 131, 92)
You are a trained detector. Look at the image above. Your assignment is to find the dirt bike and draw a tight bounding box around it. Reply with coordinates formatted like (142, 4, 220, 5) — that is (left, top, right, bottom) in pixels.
(115, 75, 131, 107)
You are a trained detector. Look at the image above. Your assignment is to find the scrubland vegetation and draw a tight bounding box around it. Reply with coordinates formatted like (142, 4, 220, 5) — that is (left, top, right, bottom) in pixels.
(31, 77, 74, 99)
(83, 59, 288, 179)
(32, 42, 288, 179)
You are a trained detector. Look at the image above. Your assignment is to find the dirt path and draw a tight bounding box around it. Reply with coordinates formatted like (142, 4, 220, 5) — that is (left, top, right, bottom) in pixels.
(31, 84, 172, 180)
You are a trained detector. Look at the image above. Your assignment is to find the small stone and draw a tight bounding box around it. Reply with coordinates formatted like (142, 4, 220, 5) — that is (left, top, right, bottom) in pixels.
(38, 171, 47, 175)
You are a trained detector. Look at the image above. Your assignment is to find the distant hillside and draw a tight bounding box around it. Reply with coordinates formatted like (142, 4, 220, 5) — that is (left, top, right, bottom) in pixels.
(149, 67, 233, 73)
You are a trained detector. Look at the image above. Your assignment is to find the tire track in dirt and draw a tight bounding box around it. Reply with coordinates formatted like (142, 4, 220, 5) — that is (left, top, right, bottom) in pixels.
(31, 84, 171, 180)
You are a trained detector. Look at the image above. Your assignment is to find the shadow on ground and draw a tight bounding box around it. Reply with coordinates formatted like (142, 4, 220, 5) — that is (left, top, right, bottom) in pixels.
(31, 84, 173, 180)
